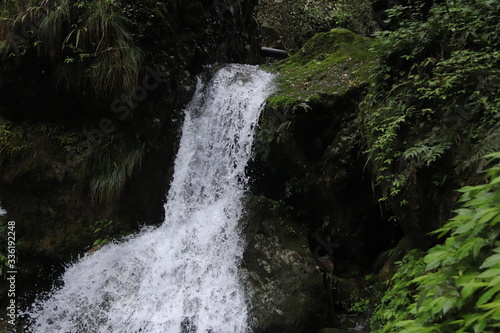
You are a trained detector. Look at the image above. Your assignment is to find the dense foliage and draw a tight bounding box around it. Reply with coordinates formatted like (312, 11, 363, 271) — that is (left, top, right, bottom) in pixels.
(0, 0, 142, 99)
(372, 153, 500, 332)
(82, 133, 145, 202)
(361, 0, 500, 201)
(370, 249, 426, 331)
(257, 0, 376, 51)
(362, 2, 500, 330)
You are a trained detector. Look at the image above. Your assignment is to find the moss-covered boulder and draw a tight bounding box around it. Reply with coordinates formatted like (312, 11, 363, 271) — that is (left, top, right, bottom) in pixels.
(252, 29, 401, 277)
(241, 195, 325, 333)
(266, 28, 375, 109)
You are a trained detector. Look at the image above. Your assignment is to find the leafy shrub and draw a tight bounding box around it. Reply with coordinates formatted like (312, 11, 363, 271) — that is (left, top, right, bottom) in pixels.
(92, 219, 114, 247)
(370, 249, 426, 332)
(334, 0, 378, 36)
(372, 153, 500, 332)
(257, 0, 336, 51)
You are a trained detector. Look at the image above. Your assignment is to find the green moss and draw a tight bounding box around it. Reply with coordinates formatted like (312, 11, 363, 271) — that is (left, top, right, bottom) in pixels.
(268, 29, 375, 110)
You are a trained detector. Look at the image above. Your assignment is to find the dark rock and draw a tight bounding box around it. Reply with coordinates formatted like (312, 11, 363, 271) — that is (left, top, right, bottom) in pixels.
(241, 195, 325, 333)
(318, 328, 351, 333)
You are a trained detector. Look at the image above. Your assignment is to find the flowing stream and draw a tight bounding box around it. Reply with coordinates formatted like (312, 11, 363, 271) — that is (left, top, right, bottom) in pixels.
(27, 64, 275, 333)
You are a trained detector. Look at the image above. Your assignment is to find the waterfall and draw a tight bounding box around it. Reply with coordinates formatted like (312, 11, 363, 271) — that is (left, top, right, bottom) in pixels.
(26, 64, 275, 333)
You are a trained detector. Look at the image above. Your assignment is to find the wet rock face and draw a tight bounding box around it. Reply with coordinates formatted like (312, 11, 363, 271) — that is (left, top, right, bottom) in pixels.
(241, 195, 325, 333)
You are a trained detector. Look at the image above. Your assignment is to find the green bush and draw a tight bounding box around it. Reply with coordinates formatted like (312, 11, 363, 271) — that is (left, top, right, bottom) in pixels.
(372, 153, 500, 332)
(370, 249, 426, 332)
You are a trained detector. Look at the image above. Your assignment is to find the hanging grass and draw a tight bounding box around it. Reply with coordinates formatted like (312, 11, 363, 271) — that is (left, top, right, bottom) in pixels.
(82, 134, 145, 203)
(1, 0, 143, 99)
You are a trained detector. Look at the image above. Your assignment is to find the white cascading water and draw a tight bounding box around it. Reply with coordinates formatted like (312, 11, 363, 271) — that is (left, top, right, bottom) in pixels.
(26, 64, 275, 333)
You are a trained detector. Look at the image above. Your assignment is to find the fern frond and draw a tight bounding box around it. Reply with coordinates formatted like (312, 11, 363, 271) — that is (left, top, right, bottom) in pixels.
(403, 142, 451, 168)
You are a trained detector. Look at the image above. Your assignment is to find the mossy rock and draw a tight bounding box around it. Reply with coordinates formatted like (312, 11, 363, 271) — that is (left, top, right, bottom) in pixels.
(267, 28, 375, 110)
(251, 27, 401, 289)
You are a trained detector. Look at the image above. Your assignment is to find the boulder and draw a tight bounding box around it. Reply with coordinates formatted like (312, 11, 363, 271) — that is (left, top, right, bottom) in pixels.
(241, 195, 325, 333)
(252, 29, 402, 274)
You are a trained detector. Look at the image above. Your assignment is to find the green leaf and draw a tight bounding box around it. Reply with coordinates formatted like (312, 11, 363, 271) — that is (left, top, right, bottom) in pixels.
(487, 275, 500, 287)
(455, 219, 477, 234)
(443, 297, 457, 314)
(476, 284, 500, 306)
(480, 254, 500, 269)
(464, 312, 484, 327)
(425, 249, 448, 270)
(473, 318, 487, 333)
(477, 209, 500, 226)
(461, 282, 488, 299)
(416, 288, 429, 311)
(477, 268, 500, 279)
(457, 272, 477, 286)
